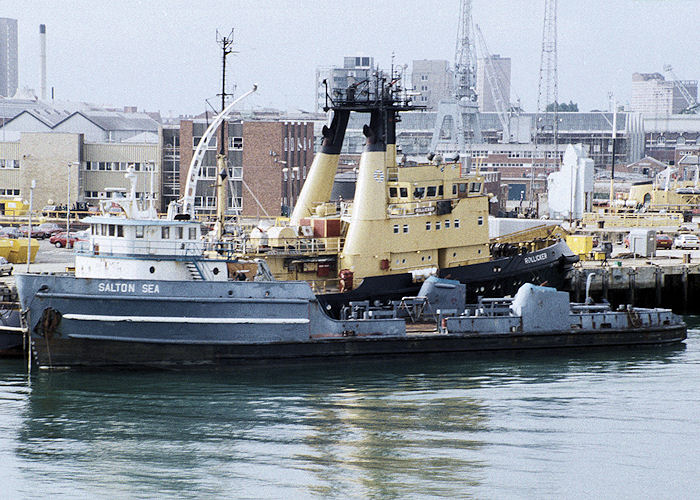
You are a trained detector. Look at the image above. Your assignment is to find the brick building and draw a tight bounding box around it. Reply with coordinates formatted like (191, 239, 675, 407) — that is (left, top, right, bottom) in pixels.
(178, 118, 315, 218)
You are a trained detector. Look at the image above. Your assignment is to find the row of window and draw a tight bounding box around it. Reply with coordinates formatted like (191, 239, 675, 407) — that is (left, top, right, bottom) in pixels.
(0, 189, 20, 196)
(389, 183, 482, 200)
(93, 223, 197, 241)
(393, 219, 463, 234)
(85, 162, 154, 171)
(192, 196, 242, 209)
(0, 159, 19, 169)
(191, 136, 243, 150)
(284, 136, 309, 152)
(84, 191, 154, 199)
(471, 150, 562, 159)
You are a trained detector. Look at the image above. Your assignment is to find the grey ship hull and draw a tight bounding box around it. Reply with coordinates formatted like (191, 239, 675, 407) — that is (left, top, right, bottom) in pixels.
(16, 274, 686, 369)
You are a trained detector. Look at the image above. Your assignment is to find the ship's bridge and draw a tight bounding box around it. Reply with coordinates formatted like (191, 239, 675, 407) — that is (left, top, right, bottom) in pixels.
(78, 215, 204, 258)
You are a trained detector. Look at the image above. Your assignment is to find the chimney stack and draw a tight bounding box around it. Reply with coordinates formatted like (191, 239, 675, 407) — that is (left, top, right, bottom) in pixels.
(40, 24, 46, 100)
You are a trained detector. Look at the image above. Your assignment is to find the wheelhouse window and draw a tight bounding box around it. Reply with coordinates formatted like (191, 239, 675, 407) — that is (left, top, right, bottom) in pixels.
(389, 187, 398, 197)
(117, 225, 124, 237)
(136, 226, 144, 238)
(189, 227, 197, 239)
(162, 226, 170, 239)
(414, 187, 425, 199)
(400, 187, 408, 198)
(469, 182, 482, 193)
(108, 224, 116, 236)
(426, 186, 437, 197)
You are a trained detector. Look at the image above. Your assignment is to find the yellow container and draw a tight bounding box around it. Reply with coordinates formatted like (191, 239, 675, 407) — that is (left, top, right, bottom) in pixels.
(566, 235, 593, 256)
(0, 239, 11, 259)
(8, 238, 39, 264)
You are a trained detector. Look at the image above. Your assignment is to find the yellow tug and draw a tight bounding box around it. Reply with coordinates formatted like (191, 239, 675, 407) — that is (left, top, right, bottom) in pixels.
(236, 76, 576, 317)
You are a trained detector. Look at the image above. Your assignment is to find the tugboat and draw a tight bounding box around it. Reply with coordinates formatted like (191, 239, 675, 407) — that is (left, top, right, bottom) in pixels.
(13, 85, 684, 370)
(219, 75, 578, 317)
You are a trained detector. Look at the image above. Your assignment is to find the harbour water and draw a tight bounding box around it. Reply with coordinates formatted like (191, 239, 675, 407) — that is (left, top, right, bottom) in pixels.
(1, 325, 699, 498)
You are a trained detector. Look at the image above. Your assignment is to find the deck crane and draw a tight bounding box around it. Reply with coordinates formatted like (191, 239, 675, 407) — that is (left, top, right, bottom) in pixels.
(664, 65, 699, 114)
(474, 24, 512, 143)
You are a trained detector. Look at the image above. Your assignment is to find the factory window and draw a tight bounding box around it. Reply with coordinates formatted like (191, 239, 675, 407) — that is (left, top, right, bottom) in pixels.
(403, 224, 409, 233)
(389, 187, 398, 197)
(426, 186, 437, 197)
(400, 187, 408, 198)
(478, 216, 484, 226)
(425, 222, 431, 231)
(393, 224, 399, 234)
(136, 226, 144, 238)
(162, 227, 170, 239)
(421, 75, 428, 81)
(421, 85, 428, 91)
(454, 219, 460, 228)
(229, 137, 243, 150)
(445, 219, 450, 229)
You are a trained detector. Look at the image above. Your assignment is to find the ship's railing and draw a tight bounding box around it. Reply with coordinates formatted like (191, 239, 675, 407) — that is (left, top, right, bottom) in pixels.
(581, 212, 683, 228)
(239, 237, 346, 256)
(75, 239, 206, 258)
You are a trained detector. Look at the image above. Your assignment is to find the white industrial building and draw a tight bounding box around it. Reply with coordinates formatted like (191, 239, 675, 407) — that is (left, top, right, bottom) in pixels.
(547, 144, 594, 220)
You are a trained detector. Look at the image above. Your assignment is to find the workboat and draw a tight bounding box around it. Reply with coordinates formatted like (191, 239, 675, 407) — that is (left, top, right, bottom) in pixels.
(12, 168, 684, 368)
(170, 74, 578, 318)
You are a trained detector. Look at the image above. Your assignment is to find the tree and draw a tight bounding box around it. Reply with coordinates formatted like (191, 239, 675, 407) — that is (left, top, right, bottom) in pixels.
(545, 100, 579, 112)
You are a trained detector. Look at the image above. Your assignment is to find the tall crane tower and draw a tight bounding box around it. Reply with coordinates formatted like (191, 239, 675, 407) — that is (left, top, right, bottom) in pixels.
(430, 0, 483, 155)
(532, 0, 558, 202)
(475, 24, 511, 143)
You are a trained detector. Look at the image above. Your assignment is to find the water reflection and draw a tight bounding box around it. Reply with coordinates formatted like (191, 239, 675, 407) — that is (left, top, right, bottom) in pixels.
(0, 339, 691, 498)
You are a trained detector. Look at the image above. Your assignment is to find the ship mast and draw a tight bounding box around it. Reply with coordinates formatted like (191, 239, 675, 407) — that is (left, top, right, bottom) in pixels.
(214, 29, 236, 240)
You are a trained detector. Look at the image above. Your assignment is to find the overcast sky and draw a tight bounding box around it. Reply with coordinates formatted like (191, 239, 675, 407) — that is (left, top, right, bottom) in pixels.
(4, 0, 698, 116)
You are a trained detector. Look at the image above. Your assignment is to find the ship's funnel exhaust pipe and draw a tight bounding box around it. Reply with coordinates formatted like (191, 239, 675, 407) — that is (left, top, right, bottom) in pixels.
(290, 109, 349, 225)
(40, 24, 47, 100)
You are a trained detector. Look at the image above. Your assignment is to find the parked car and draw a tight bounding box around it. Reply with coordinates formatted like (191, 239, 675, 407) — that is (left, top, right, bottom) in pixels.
(674, 234, 700, 250)
(36, 222, 63, 236)
(655, 233, 674, 249)
(0, 257, 12, 276)
(49, 231, 87, 248)
(0, 226, 21, 239)
(18, 225, 48, 239)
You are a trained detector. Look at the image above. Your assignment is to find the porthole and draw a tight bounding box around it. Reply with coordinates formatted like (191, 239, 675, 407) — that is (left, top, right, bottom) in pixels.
(213, 267, 220, 275)
(228, 290, 233, 296)
(149, 266, 155, 274)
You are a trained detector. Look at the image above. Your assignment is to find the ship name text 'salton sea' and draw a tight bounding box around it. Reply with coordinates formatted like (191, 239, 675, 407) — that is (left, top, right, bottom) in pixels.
(98, 282, 160, 294)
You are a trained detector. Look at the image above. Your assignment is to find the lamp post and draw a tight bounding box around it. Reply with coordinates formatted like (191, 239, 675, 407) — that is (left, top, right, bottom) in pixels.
(26, 180, 36, 272)
(66, 162, 71, 247)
